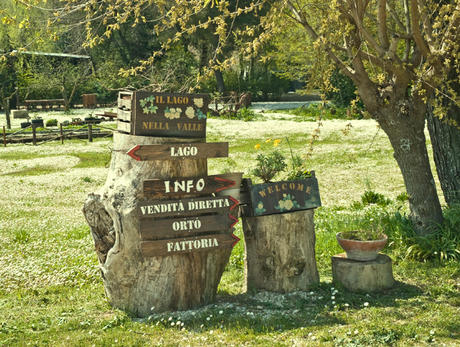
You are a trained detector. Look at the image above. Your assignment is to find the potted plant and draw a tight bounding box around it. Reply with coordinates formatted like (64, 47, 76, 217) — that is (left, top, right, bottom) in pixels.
(31, 116, 44, 128)
(242, 138, 321, 217)
(336, 229, 388, 261)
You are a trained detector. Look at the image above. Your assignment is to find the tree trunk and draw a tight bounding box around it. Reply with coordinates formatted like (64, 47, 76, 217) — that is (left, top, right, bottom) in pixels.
(61, 85, 70, 112)
(427, 75, 460, 206)
(377, 102, 443, 234)
(214, 70, 225, 93)
(83, 133, 232, 316)
(242, 209, 319, 292)
(332, 253, 395, 292)
(3, 98, 11, 130)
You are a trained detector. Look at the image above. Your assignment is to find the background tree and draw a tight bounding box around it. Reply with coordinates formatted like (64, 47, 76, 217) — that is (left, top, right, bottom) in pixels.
(8, 0, 460, 234)
(0, 26, 16, 129)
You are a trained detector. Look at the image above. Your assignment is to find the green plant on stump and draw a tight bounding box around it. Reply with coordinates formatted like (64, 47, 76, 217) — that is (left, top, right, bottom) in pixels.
(340, 229, 386, 241)
(252, 137, 313, 183)
(251, 149, 286, 183)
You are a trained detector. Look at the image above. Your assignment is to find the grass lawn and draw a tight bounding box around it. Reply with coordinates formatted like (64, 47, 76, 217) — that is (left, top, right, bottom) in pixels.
(0, 113, 459, 346)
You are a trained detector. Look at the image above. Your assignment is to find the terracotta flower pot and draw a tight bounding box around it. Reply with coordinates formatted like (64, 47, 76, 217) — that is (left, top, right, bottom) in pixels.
(336, 232, 388, 261)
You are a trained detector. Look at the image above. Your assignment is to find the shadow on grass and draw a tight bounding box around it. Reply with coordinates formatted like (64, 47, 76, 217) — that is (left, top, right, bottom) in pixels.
(134, 280, 424, 334)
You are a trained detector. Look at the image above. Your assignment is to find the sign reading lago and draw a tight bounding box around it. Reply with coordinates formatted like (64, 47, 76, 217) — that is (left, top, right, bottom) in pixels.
(127, 142, 228, 161)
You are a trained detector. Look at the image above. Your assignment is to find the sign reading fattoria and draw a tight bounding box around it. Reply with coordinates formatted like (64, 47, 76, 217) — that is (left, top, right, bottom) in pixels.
(141, 233, 240, 256)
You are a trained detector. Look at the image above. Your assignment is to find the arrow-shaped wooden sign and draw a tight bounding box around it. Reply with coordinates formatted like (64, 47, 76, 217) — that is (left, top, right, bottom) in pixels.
(127, 142, 228, 161)
(143, 173, 242, 199)
(141, 232, 240, 257)
(138, 195, 239, 218)
(140, 214, 239, 240)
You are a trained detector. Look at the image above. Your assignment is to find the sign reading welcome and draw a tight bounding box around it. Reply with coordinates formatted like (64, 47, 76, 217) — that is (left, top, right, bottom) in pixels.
(245, 174, 321, 217)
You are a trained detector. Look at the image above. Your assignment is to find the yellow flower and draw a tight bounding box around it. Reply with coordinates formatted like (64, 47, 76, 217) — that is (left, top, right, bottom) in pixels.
(284, 199, 294, 210)
(265, 138, 272, 143)
(254, 143, 261, 150)
(273, 139, 281, 147)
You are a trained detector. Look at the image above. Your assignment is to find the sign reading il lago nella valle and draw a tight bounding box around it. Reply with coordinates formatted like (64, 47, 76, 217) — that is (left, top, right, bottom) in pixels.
(118, 91, 210, 137)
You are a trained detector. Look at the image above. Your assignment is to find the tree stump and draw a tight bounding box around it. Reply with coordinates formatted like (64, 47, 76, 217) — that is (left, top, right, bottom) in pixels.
(332, 253, 395, 292)
(242, 209, 319, 292)
(83, 133, 232, 316)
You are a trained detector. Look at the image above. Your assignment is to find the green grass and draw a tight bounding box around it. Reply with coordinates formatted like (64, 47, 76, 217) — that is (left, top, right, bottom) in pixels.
(0, 117, 458, 346)
(71, 151, 112, 168)
(2, 165, 62, 176)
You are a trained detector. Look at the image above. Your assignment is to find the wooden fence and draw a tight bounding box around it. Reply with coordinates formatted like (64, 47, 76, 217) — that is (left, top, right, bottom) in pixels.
(2, 123, 114, 147)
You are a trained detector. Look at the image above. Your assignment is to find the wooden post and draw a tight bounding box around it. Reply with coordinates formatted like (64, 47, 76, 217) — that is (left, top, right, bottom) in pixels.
(242, 209, 320, 292)
(3, 126, 6, 147)
(60, 123, 64, 144)
(88, 123, 93, 142)
(82, 133, 233, 316)
(32, 125, 37, 146)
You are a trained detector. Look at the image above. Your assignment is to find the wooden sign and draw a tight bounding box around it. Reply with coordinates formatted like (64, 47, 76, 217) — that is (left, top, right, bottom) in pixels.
(127, 142, 228, 161)
(143, 173, 242, 199)
(244, 174, 321, 217)
(117, 91, 209, 138)
(138, 195, 239, 218)
(141, 233, 240, 257)
(140, 214, 238, 240)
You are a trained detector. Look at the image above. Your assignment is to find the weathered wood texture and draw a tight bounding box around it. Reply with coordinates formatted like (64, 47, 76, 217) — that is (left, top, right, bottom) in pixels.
(116, 91, 209, 137)
(331, 253, 395, 292)
(143, 173, 239, 199)
(242, 209, 319, 292)
(141, 233, 238, 257)
(140, 214, 238, 240)
(138, 196, 239, 218)
(127, 142, 228, 161)
(82, 132, 232, 316)
(242, 175, 321, 217)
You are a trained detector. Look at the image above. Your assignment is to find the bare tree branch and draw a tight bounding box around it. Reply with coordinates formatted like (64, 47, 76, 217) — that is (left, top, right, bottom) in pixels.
(378, 0, 390, 49)
(410, 0, 430, 58)
(286, 0, 356, 80)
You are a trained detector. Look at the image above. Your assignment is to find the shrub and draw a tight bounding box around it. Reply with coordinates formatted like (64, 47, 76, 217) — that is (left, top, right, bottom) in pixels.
(218, 107, 260, 121)
(251, 150, 287, 183)
(383, 205, 460, 262)
(361, 190, 391, 207)
(45, 119, 58, 127)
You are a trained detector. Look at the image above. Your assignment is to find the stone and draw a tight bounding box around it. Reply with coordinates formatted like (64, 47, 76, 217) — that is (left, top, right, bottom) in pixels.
(12, 109, 29, 119)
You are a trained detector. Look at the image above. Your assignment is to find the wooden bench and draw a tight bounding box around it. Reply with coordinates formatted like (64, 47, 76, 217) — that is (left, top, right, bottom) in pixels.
(23, 99, 66, 110)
